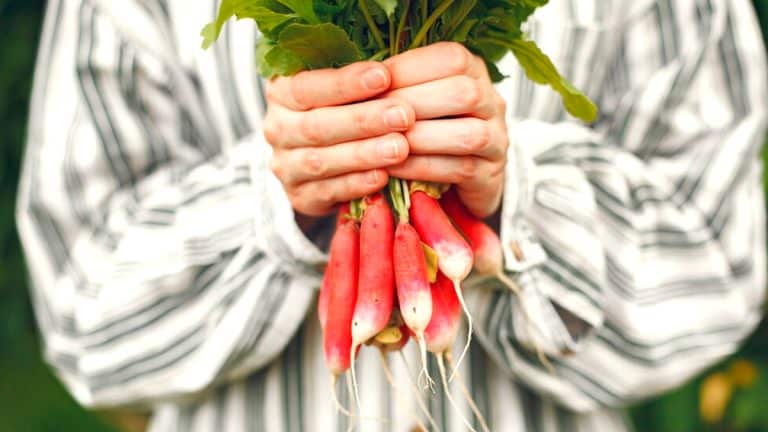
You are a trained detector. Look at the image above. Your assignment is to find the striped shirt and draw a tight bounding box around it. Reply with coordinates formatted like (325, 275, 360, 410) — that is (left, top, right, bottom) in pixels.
(17, 0, 767, 431)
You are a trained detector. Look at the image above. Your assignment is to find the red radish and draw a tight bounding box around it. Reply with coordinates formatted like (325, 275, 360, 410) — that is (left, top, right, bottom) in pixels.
(424, 273, 462, 354)
(351, 193, 396, 348)
(409, 190, 473, 281)
(322, 218, 359, 414)
(409, 189, 475, 376)
(440, 189, 502, 276)
(393, 220, 434, 389)
(441, 188, 554, 374)
(349, 194, 395, 414)
(318, 203, 352, 329)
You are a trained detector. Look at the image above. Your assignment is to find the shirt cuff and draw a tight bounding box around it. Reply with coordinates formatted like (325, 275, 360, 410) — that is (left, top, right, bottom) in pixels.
(500, 118, 547, 272)
(243, 132, 327, 273)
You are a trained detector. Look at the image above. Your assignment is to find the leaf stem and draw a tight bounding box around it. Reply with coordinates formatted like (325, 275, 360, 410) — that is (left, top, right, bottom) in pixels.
(409, 0, 455, 49)
(359, 0, 385, 51)
(394, 0, 411, 55)
(389, 14, 396, 57)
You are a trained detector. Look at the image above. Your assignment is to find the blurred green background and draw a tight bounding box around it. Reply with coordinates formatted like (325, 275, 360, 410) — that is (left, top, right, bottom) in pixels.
(1, 1, 767, 431)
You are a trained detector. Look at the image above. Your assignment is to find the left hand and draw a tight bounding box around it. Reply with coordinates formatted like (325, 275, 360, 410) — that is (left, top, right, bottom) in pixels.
(382, 42, 509, 218)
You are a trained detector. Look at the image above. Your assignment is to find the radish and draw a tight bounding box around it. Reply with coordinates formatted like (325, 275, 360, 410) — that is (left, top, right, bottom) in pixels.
(389, 178, 434, 391)
(394, 220, 434, 389)
(322, 217, 360, 415)
(410, 190, 473, 281)
(440, 189, 501, 277)
(441, 189, 554, 374)
(409, 189, 474, 376)
(426, 272, 489, 432)
(351, 193, 395, 354)
(318, 202, 352, 329)
(349, 193, 395, 415)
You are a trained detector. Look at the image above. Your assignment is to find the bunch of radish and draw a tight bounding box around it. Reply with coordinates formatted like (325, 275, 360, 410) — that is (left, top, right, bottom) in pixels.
(203, 0, 597, 428)
(319, 179, 513, 431)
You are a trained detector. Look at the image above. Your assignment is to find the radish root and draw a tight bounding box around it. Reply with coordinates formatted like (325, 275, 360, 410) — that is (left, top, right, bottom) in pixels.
(379, 350, 435, 432)
(331, 374, 354, 418)
(449, 279, 473, 382)
(416, 332, 436, 393)
(349, 345, 363, 420)
(496, 271, 555, 374)
(436, 353, 477, 432)
(398, 351, 440, 431)
(445, 352, 490, 432)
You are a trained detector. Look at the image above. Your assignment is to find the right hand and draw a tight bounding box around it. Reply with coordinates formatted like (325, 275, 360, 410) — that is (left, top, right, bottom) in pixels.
(264, 62, 414, 216)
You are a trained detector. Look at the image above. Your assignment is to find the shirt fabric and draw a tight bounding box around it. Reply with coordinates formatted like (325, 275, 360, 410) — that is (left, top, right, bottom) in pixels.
(17, 0, 768, 431)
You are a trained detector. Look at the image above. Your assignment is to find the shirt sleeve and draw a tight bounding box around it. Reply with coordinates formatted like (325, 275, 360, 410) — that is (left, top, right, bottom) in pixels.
(16, 0, 324, 408)
(466, 0, 768, 411)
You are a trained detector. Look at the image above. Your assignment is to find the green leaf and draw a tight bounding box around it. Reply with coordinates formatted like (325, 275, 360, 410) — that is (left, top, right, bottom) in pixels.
(274, 0, 319, 23)
(372, 0, 397, 17)
(257, 41, 305, 77)
(202, 0, 295, 48)
(508, 39, 598, 122)
(201, 0, 235, 49)
(278, 23, 363, 69)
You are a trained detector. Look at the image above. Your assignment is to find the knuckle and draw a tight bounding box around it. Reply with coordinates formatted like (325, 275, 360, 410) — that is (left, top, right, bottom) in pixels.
(459, 157, 478, 181)
(289, 73, 312, 111)
(457, 77, 483, 111)
(315, 183, 337, 206)
(442, 42, 472, 75)
(298, 111, 323, 145)
(465, 121, 491, 153)
(269, 157, 284, 181)
(262, 112, 282, 146)
(301, 149, 326, 177)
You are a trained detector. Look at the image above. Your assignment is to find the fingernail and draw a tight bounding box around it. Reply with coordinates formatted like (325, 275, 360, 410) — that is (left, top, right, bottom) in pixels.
(367, 170, 381, 185)
(384, 106, 409, 129)
(377, 137, 400, 159)
(361, 68, 388, 91)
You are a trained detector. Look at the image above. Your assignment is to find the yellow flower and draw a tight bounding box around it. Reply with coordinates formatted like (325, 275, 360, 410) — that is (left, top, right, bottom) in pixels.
(700, 373, 733, 424)
(728, 359, 758, 388)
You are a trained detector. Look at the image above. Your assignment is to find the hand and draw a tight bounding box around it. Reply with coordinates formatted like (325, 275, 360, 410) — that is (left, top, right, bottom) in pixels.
(383, 42, 509, 218)
(264, 62, 415, 216)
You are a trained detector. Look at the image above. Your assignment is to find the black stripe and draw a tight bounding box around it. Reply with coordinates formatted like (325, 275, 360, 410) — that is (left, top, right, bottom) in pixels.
(76, 3, 136, 186)
(89, 323, 205, 390)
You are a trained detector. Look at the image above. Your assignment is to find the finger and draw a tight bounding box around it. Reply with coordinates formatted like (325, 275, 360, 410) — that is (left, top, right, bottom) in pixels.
(405, 118, 506, 160)
(290, 170, 390, 216)
(264, 99, 414, 149)
(386, 155, 504, 216)
(273, 133, 409, 185)
(384, 42, 488, 89)
(267, 61, 391, 111)
(385, 75, 497, 120)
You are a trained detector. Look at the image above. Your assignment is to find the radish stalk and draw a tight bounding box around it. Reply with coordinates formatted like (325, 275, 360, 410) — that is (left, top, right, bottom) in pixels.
(445, 352, 491, 432)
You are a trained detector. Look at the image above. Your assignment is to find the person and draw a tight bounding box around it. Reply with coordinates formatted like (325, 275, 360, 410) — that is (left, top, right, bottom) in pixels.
(17, 0, 767, 431)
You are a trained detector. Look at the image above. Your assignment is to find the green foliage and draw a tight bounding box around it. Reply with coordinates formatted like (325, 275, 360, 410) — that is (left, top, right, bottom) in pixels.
(202, 0, 598, 122)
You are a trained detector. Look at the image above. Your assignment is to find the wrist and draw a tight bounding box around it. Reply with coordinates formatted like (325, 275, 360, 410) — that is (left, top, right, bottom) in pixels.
(295, 211, 336, 252)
